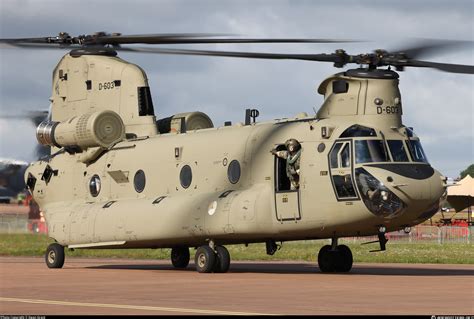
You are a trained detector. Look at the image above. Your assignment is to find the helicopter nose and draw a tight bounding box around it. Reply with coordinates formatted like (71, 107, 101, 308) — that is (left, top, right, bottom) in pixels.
(355, 164, 446, 221)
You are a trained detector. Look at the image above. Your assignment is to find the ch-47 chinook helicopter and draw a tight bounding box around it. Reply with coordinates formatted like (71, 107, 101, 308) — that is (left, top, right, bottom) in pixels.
(1, 32, 472, 273)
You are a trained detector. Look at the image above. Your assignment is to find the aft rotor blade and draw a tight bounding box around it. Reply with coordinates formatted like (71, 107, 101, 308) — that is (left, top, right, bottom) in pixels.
(0, 42, 81, 50)
(405, 59, 474, 74)
(0, 33, 224, 45)
(0, 37, 55, 44)
(0, 33, 362, 46)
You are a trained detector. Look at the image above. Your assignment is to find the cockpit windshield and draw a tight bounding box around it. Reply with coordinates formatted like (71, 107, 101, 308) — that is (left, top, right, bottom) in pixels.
(340, 125, 429, 165)
(355, 140, 389, 164)
(387, 140, 409, 162)
(406, 139, 429, 163)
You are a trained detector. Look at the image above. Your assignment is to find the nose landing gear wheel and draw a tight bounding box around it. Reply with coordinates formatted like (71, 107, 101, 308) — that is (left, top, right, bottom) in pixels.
(318, 245, 336, 273)
(213, 246, 230, 273)
(318, 244, 353, 273)
(171, 246, 190, 269)
(45, 243, 65, 269)
(334, 244, 353, 272)
(195, 246, 216, 273)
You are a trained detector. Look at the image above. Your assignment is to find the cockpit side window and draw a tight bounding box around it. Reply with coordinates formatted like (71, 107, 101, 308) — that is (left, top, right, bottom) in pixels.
(328, 141, 358, 200)
(341, 144, 350, 168)
(354, 140, 389, 164)
(387, 140, 409, 162)
(406, 139, 429, 163)
(330, 143, 342, 168)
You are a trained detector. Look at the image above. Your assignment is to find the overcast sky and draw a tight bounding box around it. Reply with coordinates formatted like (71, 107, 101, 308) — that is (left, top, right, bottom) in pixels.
(0, 0, 472, 178)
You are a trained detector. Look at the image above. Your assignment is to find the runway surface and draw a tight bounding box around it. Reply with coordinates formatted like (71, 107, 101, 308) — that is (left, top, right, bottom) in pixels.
(1, 256, 473, 315)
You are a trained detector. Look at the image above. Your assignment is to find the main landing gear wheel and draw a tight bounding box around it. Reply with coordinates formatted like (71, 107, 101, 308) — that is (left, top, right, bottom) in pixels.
(195, 246, 216, 273)
(213, 245, 230, 273)
(171, 246, 190, 269)
(45, 243, 65, 269)
(317, 244, 353, 273)
(194, 245, 231, 273)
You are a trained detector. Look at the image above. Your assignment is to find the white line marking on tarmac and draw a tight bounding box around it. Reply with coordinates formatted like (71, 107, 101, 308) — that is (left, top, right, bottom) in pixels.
(0, 297, 277, 316)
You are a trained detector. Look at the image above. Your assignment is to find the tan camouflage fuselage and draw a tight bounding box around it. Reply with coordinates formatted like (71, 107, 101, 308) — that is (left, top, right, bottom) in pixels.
(26, 52, 446, 249)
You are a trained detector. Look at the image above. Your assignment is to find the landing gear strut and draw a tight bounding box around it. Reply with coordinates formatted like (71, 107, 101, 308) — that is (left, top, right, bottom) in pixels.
(194, 244, 231, 273)
(317, 239, 353, 273)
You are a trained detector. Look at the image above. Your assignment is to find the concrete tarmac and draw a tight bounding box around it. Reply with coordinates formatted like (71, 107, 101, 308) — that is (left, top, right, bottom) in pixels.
(0, 256, 473, 315)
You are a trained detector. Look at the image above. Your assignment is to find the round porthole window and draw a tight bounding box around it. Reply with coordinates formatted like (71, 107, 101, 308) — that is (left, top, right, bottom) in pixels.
(180, 165, 192, 189)
(317, 143, 326, 153)
(134, 170, 146, 193)
(227, 160, 241, 184)
(89, 175, 101, 197)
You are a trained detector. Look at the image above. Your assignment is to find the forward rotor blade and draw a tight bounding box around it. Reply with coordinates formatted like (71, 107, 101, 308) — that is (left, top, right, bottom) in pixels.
(3, 39, 472, 75)
(392, 39, 473, 59)
(404, 59, 474, 74)
(115, 46, 341, 62)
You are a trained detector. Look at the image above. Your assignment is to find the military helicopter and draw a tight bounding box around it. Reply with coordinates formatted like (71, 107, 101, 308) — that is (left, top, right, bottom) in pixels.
(1, 32, 472, 273)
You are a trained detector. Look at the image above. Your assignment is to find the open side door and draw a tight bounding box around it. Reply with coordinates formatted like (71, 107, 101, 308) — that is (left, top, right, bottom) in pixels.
(274, 145, 301, 222)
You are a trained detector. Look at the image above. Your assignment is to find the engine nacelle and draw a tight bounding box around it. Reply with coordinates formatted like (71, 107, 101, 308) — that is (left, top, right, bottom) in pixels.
(36, 110, 125, 150)
(156, 111, 214, 134)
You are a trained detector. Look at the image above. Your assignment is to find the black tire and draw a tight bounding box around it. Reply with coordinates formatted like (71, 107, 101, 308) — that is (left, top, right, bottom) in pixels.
(45, 243, 65, 269)
(213, 246, 231, 273)
(318, 245, 335, 273)
(195, 246, 216, 273)
(335, 245, 353, 272)
(171, 246, 190, 269)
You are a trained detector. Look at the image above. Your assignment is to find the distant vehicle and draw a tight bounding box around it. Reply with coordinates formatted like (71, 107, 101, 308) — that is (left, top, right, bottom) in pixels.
(0, 159, 29, 203)
(0, 111, 49, 202)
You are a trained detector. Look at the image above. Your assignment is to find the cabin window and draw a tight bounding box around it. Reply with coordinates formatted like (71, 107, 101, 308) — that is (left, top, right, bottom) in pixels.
(137, 86, 155, 116)
(354, 140, 389, 164)
(89, 175, 101, 197)
(227, 160, 241, 184)
(134, 169, 146, 193)
(180, 165, 192, 189)
(387, 140, 409, 162)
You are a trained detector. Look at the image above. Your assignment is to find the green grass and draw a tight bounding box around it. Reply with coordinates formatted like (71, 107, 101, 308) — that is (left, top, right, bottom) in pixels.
(0, 233, 472, 264)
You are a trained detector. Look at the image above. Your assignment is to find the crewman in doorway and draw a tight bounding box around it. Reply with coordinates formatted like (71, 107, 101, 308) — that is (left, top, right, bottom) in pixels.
(271, 138, 302, 190)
